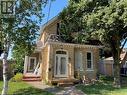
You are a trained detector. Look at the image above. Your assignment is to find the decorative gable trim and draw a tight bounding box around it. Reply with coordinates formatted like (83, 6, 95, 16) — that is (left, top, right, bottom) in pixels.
(48, 42, 103, 49)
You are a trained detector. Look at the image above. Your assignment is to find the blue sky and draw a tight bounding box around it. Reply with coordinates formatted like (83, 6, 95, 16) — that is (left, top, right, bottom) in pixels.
(41, 0, 68, 25)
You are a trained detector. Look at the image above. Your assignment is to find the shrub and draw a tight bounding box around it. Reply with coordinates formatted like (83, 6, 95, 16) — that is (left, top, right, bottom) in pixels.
(99, 74, 114, 82)
(10, 73, 23, 82)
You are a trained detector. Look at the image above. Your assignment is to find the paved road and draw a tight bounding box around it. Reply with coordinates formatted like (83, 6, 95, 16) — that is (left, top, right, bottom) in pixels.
(26, 81, 85, 95)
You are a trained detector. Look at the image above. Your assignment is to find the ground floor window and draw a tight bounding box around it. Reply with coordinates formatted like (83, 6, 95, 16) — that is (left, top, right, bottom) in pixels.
(75, 51, 83, 71)
(86, 52, 93, 70)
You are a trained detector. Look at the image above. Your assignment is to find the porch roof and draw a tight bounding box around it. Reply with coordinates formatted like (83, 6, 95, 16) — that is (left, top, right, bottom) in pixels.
(34, 41, 103, 52)
(48, 41, 103, 49)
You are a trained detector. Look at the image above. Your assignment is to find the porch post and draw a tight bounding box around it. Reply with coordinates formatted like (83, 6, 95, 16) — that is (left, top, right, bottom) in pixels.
(24, 56, 29, 74)
(46, 45, 50, 81)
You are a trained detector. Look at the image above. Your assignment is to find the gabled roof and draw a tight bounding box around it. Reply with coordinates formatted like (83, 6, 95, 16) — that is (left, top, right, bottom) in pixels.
(40, 16, 58, 34)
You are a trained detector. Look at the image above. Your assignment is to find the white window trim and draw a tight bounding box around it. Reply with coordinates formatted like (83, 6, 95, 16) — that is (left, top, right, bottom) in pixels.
(28, 57, 36, 71)
(86, 51, 94, 71)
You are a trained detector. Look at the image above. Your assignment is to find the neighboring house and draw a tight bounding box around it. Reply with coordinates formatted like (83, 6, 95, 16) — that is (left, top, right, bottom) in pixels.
(23, 17, 102, 84)
(99, 49, 127, 76)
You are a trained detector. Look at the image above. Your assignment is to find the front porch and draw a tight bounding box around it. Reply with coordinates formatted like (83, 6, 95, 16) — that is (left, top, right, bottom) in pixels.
(23, 53, 42, 80)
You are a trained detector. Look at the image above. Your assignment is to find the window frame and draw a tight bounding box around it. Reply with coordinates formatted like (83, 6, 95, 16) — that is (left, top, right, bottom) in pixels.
(86, 51, 94, 71)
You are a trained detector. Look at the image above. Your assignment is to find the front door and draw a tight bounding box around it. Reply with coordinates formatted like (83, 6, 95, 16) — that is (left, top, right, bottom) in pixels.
(54, 54, 68, 77)
(28, 57, 36, 72)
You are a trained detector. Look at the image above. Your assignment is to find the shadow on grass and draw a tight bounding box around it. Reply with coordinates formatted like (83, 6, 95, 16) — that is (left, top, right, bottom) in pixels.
(13, 87, 53, 95)
(76, 82, 117, 95)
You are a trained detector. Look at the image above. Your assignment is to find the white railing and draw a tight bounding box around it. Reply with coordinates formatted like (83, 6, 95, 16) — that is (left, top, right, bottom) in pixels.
(34, 62, 41, 75)
(46, 34, 64, 43)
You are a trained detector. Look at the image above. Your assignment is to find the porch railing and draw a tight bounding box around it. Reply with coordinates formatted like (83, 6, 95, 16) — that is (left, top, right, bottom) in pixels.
(34, 62, 41, 76)
(46, 34, 65, 43)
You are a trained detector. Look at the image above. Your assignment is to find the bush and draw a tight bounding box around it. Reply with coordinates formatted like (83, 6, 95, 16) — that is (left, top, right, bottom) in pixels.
(10, 73, 23, 82)
(99, 74, 114, 82)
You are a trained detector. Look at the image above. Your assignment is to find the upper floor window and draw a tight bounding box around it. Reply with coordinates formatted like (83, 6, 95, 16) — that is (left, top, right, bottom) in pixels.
(57, 23, 60, 35)
(87, 52, 93, 70)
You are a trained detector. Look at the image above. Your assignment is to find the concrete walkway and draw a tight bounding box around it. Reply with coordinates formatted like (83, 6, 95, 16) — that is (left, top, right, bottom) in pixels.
(26, 81, 85, 95)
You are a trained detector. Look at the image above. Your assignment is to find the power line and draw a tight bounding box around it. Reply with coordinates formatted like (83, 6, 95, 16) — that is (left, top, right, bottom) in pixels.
(46, 0, 52, 25)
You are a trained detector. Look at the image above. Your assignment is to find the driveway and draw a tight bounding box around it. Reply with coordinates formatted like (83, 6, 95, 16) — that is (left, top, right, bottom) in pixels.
(26, 81, 85, 95)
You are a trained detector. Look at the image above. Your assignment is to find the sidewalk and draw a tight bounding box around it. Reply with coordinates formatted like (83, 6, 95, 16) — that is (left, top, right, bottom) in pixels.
(26, 81, 85, 95)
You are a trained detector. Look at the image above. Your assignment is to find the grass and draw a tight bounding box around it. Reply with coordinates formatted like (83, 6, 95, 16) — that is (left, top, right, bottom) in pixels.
(0, 81, 53, 95)
(76, 81, 127, 95)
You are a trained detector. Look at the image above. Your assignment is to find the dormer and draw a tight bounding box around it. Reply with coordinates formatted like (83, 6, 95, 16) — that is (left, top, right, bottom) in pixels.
(39, 16, 60, 45)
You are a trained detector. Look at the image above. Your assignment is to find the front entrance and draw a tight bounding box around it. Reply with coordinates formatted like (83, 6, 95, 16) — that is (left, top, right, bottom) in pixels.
(28, 57, 36, 72)
(54, 50, 68, 77)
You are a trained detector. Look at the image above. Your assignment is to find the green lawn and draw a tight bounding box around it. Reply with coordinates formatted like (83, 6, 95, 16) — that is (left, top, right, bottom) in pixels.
(76, 82, 127, 95)
(0, 81, 53, 95)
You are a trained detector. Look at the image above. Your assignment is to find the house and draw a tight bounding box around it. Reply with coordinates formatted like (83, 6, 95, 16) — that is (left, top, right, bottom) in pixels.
(99, 49, 127, 76)
(23, 16, 102, 85)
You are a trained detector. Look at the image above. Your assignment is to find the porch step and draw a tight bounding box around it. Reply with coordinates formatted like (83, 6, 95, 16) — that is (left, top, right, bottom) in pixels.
(58, 82, 74, 87)
(22, 76, 41, 81)
(51, 78, 79, 87)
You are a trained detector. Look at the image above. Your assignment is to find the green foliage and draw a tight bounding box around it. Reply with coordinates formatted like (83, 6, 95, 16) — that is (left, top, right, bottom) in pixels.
(86, 0, 127, 43)
(59, 0, 110, 43)
(0, 0, 48, 64)
(10, 73, 23, 82)
(60, 0, 127, 86)
(0, 0, 50, 75)
(85, 1, 127, 86)
(99, 74, 114, 82)
(60, 0, 127, 46)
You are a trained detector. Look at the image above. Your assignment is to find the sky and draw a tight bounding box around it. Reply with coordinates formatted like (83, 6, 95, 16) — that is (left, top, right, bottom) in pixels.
(41, 0, 68, 25)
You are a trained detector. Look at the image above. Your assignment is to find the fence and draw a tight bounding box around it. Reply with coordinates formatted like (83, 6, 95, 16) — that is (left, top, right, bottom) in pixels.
(99, 60, 114, 76)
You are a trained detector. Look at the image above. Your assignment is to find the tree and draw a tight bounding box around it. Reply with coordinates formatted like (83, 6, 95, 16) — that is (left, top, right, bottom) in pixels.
(60, 0, 127, 87)
(0, 0, 49, 94)
(59, 0, 109, 43)
(86, 0, 127, 87)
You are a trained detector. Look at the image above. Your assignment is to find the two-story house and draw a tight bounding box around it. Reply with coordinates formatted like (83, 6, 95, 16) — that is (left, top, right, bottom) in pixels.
(23, 16, 101, 85)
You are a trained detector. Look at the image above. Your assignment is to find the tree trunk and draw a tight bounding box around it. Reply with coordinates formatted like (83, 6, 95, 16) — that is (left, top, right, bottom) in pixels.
(1, 52, 8, 95)
(1, 37, 10, 95)
(110, 35, 121, 88)
(113, 47, 121, 88)
(113, 59, 121, 88)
